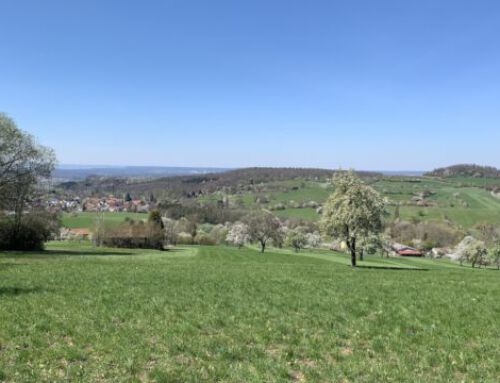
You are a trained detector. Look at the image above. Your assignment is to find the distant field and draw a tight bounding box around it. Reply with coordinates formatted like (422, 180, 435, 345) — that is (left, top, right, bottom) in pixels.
(226, 177, 500, 227)
(1, 243, 500, 381)
(62, 212, 147, 229)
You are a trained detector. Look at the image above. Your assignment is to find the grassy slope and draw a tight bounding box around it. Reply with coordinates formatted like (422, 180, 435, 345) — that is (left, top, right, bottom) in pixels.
(236, 177, 500, 228)
(1, 243, 500, 382)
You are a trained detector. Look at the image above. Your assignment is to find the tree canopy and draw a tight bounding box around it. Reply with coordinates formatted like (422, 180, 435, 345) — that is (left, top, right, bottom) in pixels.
(0, 113, 58, 250)
(320, 171, 386, 267)
(0, 113, 56, 212)
(245, 211, 284, 253)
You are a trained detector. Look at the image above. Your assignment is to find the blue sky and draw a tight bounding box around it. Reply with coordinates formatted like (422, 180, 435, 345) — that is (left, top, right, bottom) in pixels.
(1, 0, 499, 170)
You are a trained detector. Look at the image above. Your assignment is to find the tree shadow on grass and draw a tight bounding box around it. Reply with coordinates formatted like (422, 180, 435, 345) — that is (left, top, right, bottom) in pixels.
(46, 249, 135, 256)
(0, 286, 46, 296)
(355, 265, 429, 271)
(164, 247, 189, 252)
(0, 250, 135, 259)
(0, 262, 27, 269)
(1, 247, 190, 259)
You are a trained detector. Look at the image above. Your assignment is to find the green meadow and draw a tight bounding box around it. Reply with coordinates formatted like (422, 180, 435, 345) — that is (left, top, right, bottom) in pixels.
(1, 243, 500, 382)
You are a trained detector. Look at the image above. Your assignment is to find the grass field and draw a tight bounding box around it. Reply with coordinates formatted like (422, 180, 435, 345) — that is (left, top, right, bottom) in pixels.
(1, 243, 500, 382)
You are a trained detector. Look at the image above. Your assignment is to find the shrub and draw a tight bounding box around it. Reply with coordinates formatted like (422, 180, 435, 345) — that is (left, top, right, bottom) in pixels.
(100, 220, 164, 250)
(285, 227, 307, 252)
(226, 222, 250, 248)
(0, 212, 60, 251)
(175, 232, 193, 245)
(209, 224, 229, 245)
(195, 233, 216, 245)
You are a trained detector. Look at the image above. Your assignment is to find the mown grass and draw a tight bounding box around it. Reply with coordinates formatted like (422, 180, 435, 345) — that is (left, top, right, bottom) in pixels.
(1, 243, 500, 382)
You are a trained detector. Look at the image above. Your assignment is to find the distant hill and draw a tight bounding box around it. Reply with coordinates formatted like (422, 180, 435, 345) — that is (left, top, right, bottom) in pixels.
(54, 165, 230, 181)
(426, 164, 500, 178)
(56, 167, 382, 197)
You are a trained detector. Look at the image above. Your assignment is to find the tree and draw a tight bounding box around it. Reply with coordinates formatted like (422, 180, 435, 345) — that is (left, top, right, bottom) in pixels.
(93, 210, 105, 247)
(149, 192, 156, 203)
(0, 210, 60, 251)
(394, 203, 400, 220)
(359, 233, 383, 260)
(163, 218, 178, 245)
(148, 210, 164, 229)
(489, 245, 500, 270)
(285, 227, 307, 252)
(245, 211, 284, 253)
(186, 219, 198, 244)
(226, 222, 250, 248)
(209, 224, 229, 245)
(0, 113, 57, 249)
(455, 237, 485, 266)
(475, 223, 500, 246)
(1, 113, 55, 214)
(320, 171, 386, 267)
(467, 245, 488, 268)
(305, 231, 322, 248)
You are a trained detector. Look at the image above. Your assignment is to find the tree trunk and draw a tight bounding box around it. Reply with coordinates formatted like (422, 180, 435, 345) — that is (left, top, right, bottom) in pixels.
(350, 237, 357, 267)
(359, 247, 364, 261)
(260, 240, 266, 253)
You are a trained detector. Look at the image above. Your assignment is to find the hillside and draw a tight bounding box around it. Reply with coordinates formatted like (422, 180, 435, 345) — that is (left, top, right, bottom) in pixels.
(57, 167, 382, 198)
(426, 164, 500, 178)
(54, 165, 230, 181)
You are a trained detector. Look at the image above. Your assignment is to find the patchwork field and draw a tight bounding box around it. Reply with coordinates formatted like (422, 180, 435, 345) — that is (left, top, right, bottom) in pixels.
(1, 243, 500, 382)
(226, 177, 500, 228)
(60, 176, 500, 231)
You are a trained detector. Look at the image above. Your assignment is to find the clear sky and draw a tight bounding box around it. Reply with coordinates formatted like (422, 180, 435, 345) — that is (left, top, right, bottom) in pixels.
(1, 0, 499, 170)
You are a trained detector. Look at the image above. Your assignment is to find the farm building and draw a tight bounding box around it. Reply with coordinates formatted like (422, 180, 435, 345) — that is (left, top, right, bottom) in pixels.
(398, 249, 424, 257)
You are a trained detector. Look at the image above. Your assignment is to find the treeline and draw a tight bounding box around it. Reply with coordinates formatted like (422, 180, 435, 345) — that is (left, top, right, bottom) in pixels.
(95, 209, 322, 252)
(426, 164, 500, 178)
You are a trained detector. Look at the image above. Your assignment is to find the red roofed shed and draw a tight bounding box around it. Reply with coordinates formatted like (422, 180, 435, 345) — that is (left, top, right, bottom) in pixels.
(398, 249, 424, 257)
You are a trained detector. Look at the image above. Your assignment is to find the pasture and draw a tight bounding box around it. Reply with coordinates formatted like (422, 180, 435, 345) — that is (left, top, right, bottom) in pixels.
(1, 243, 500, 382)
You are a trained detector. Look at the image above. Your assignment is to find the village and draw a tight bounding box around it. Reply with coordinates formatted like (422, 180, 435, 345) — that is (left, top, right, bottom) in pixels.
(45, 195, 153, 214)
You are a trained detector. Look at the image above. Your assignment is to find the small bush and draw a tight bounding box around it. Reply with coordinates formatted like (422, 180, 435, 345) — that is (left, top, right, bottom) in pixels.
(195, 233, 216, 246)
(0, 212, 60, 251)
